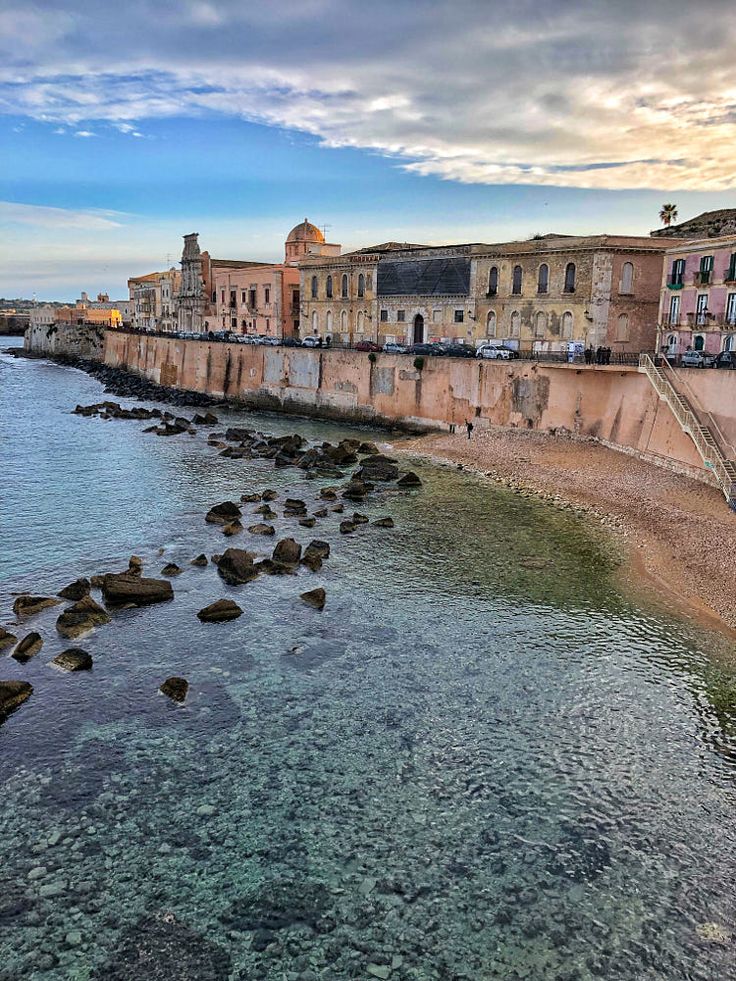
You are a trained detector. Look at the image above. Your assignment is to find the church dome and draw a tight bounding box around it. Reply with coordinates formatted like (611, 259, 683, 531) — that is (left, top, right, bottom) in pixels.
(286, 219, 325, 244)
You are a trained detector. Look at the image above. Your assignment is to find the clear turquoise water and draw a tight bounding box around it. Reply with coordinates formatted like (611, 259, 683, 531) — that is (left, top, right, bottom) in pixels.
(2, 339, 736, 980)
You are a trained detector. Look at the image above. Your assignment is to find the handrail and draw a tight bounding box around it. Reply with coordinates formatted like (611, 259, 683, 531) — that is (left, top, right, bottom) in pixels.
(660, 355, 736, 460)
(639, 354, 735, 503)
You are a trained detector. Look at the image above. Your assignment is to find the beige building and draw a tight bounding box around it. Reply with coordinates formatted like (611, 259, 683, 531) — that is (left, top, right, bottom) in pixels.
(128, 268, 181, 332)
(300, 235, 674, 352)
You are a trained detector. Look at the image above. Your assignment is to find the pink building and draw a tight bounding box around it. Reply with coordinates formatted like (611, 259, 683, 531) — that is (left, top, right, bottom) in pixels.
(658, 236, 736, 356)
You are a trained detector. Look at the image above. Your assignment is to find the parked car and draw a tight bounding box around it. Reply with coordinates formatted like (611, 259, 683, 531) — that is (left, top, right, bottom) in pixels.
(259, 336, 280, 346)
(681, 349, 716, 368)
(301, 335, 323, 347)
(382, 342, 409, 354)
(409, 343, 445, 356)
(714, 350, 736, 369)
(442, 343, 476, 359)
(355, 340, 382, 352)
(477, 344, 519, 360)
(281, 337, 300, 347)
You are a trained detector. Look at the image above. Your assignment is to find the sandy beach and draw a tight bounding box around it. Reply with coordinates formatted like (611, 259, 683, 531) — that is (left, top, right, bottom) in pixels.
(400, 426, 736, 634)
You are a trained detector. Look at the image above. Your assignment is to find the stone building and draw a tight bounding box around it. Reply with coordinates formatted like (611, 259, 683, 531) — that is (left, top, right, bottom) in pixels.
(651, 209, 736, 239)
(300, 234, 672, 351)
(128, 268, 180, 332)
(208, 221, 337, 339)
(657, 235, 736, 356)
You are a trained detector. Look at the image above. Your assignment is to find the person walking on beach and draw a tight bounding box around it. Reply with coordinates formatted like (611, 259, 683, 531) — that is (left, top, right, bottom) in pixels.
(466, 420, 474, 440)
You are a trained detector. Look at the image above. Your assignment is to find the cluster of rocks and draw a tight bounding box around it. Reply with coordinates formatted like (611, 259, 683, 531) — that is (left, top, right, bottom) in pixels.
(57, 356, 220, 407)
(74, 400, 220, 438)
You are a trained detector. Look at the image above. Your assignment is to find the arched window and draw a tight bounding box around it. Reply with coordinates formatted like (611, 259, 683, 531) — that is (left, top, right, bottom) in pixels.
(486, 310, 497, 337)
(341, 310, 348, 332)
(341, 274, 348, 298)
(326, 275, 333, 299)
(561, 311, 573, 339)
(537, 264, 549, 294)
(311, 311, 319, 332)
(357, 311, 364, 332)
(488, 266, 498, 296)
(621, 262, 634, 294)
(326, 311, 333, 333)
(366, 273, 373, 290)
(512, 265, 523, 295)
(357, 273, 365, 298)
(510, 311, 521, 337)
(535, 311, 547, 337)
(616, 313, 629, 341)
(694, 334, 705, 351)
(311, 276, 318, 299)
(564, 263, 576, 293)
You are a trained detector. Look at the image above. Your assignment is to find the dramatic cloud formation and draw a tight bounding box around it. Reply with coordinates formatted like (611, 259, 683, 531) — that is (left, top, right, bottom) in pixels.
(1, 0, 736, 190)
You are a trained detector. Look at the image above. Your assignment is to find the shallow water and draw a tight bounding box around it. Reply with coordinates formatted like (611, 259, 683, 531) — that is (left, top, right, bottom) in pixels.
(2, 340, 736, 980)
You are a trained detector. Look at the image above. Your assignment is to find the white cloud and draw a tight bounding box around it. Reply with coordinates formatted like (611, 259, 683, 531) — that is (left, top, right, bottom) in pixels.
(0, 201, 124, 231)
(0, 1, 735, 190)
(73, 129, 95, 137)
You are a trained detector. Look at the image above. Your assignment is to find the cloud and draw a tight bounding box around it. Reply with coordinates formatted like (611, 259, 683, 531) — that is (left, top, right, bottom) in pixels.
(0, 0, 735, 190)
(74, 129, 95, 137)
(0, 201, 125, 230)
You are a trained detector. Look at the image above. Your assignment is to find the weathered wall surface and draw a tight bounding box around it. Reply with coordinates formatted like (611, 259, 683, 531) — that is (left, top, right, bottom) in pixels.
(102, 331, 736, 483)
(25, 322, 105, 359)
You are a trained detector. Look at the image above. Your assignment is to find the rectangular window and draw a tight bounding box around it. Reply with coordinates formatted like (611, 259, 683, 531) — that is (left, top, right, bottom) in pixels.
(696, 293, 708, 325)
(264, 287, 271, 304)
(699, 255, 714, 285)
(242, 291, 247, 304)
(366, 274, 373, 290)
(669, 259, 685, 286)
(249, 289, 256, 309)
(669, 294, 680, 324)
(380, 309, 388, 322)
(727, 254, 736, 283)
(231, 317, 237, 329)
(432, 310, 441, 323)
(221, 290, 225, 304)
(397, 310, 405, 322)
(229, 290, 236, 308)
(454, 310, 464, 323)
(727, 293, 736, 325)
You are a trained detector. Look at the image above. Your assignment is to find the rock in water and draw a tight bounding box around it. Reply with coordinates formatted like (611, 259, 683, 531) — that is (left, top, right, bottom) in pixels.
(160, 563, 183, 576)
(248, 523, 275, 536)
(101, 574, 174, 607)
(340, 521, 356, 534)
(12, 595, 60, 618)
(12, 632, 43, 663)
(56, 596, 111, 639)
(240, 493, 261, 503)
(261, 489, 279, 501)
(355, 453, 400, 482)
(298, 517, 316, 528)
(216, 549, 259, 586)
(0, 681, 33, 722)
(358, 441, 379, 455)
(128, 556, 143, 575)
(272, 538, 302, 565)
(398, 471, 422, 487)
(319, 487, 338, 500)
(222, 520, 243, 537)
(352, 513, 369, 524)
(301, 552, 322, 572)
(0, 628, 17, 651)
(342, 479, 370, 500)
(190, 554, 209, 567)
(52, 648, 93, 672)
(373, 516, 395, 528)
(205, 501, 242, 525)
(300, 588, 326, 611)
(197, 599, 243, 623)
(57, 578, 91, 601)
(160, 677, 189, 703)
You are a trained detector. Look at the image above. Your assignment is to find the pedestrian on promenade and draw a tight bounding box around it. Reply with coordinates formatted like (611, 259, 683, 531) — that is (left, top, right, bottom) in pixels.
(595, 346, 603, 364)
(584, 347, 592, 365)
(466, 420, 474, 440)
(605, 347, 612, 365)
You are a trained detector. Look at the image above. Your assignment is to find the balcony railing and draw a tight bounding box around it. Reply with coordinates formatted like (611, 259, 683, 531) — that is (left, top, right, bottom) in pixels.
(695, 271, 712, 285)
(666, 278, 684, 289)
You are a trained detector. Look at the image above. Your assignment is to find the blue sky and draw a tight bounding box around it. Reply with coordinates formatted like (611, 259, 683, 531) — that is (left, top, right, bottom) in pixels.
(2, 0, 736, 300)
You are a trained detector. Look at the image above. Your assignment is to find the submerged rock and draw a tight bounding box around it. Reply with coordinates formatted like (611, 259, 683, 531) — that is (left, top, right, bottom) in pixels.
(0, 627, 18, 651)
(356, 453, 399, 482)
(272, 538, 302, 565)
(160, 563, 183, 576)
(52, 648, 93, 672)
(12, 632, 43, 663)
(197, 599, 243, 623)
(57, 578, 91, 601)
(248, 523, 275, 536)
(358, 441, 379, 455)
(305, 540, 330, 560)
(240, 493, 261, 503)
(101, 574, 174, 607)
(160, 677, 189, 703)
(12, 595, 60, 618)
(300, 588, 326, 611)
(56, 596, 111, 639)
(319, 487, 338, 500)
(190, 554, 209, 567)
(342, 479, 370, 500)
(352, 513, 369, 524)
(216, 548, 258, 586)
(254, 504, 277, 519)
(261, 489, 279, 501)
(340, 520, 356, 534)
(373, 516, 395, 528)
(205, 501, 242, 525)
(0, 680, 33, 721)
(298, 517, 316, 528)
(398, 471, 422, 487)
(221, 520, 243, 537)
(312, 507, 328, 518)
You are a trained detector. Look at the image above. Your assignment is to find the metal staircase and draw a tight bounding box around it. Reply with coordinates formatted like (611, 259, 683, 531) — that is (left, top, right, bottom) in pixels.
(638, 354, 736, 509)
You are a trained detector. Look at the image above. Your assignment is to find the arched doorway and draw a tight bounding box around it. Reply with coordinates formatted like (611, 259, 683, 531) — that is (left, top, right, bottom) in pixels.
(694, 334, 705, 351)
(413, 314, 424, 344)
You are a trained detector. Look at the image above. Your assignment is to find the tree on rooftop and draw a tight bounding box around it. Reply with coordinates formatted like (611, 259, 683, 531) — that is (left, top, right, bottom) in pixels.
(659, 203, 679, 227)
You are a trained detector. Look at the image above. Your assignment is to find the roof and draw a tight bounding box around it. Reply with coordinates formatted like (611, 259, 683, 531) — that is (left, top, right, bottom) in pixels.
(210, 259, 274, 269)
(378, 257, 471, 296)
(286, 219, 325, 244)
(348, 241, 427, 255)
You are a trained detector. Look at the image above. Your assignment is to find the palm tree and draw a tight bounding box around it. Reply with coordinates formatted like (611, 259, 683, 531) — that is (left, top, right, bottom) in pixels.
(660, 203, 679, 228)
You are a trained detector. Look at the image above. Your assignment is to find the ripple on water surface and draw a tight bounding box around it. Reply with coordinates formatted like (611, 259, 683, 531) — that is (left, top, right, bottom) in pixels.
(1, 344, 736, 980)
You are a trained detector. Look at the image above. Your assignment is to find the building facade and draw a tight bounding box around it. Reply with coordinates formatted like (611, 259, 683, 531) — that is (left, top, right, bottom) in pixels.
(657, 236, 736, 356)
(128, 268, 180, 332)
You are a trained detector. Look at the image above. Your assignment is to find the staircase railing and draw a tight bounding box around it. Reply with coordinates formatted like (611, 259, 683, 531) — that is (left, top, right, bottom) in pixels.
(638, 353, 736, 508)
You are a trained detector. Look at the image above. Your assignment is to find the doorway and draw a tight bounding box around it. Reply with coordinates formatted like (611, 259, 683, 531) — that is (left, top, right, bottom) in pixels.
(413, 314, 424, 344)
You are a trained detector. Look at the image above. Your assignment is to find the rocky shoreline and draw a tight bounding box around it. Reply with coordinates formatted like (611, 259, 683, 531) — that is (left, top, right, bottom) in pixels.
(402, 426, 736, 634)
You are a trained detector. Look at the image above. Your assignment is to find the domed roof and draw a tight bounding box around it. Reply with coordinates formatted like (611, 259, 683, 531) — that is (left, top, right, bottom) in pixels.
(286, 219, 325, 244)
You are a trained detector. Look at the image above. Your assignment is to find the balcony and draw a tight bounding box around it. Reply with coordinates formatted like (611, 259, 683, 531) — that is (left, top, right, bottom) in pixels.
(694, 271, 712, 286)
(666, 278, 684, 289)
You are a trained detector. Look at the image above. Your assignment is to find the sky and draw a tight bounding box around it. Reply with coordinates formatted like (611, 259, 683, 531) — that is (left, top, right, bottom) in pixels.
(2, 0, 736, 300)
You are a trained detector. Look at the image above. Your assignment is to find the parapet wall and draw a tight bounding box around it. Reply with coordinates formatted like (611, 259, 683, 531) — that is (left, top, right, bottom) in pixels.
(25, 322, 105, 359)
(103, 331, 736, 483)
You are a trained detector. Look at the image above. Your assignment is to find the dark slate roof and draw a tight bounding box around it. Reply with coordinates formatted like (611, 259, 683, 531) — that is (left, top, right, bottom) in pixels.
(377, 257, 471, 296)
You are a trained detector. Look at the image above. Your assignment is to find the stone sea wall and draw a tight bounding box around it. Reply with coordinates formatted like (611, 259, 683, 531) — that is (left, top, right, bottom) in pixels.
(101, 331, 736, 483)
(24, 322, 105, 359)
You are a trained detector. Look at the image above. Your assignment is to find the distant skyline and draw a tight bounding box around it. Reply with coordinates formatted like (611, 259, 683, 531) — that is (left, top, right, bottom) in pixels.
(2, 0, 736, 299)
